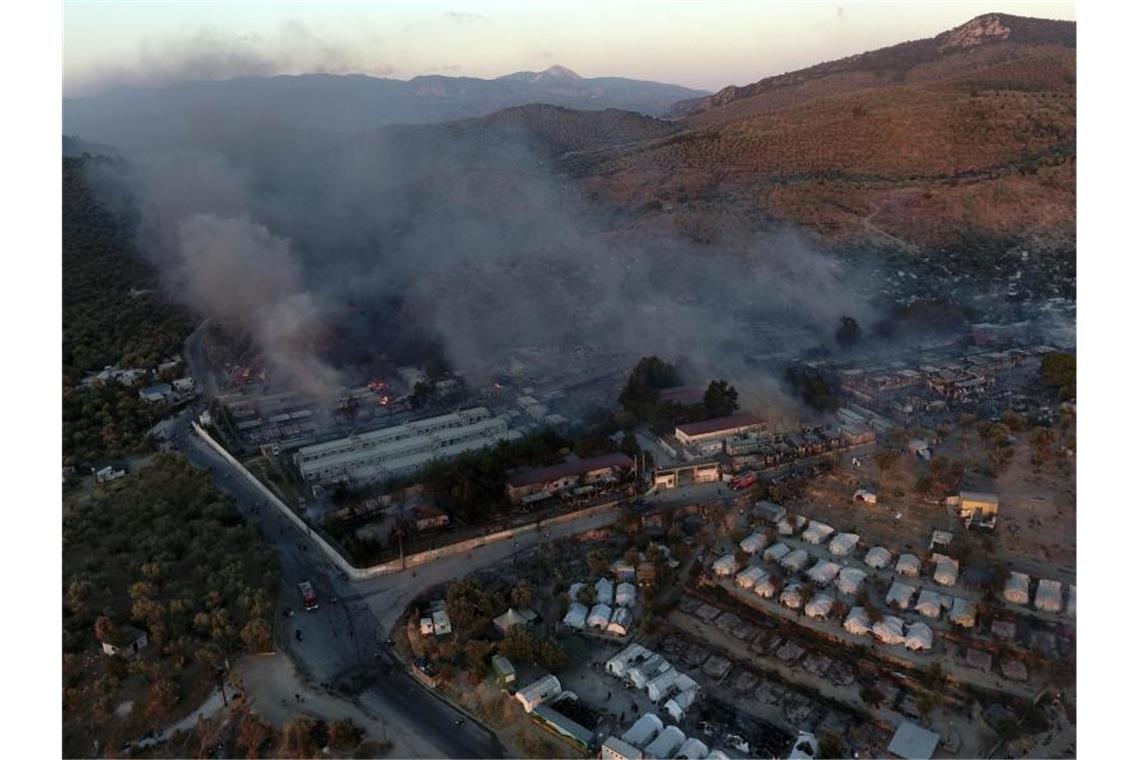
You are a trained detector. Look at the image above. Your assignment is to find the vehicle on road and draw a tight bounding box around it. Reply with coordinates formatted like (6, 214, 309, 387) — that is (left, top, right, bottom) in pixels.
(299, 581, 319, 611)
(730, 471, 758, 491)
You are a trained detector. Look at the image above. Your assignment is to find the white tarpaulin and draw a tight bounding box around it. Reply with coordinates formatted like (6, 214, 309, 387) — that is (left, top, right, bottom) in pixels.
(844, 606, 871, 635)
(807, 560, 841, 585)
(780, 549, 809, 572)
(873, 616, 906, 645)
(562, 602, 588, 629)
(753, 572, 778, 598)
(740, 532, 768, 554)
(904, 622, 934, 651)
(805, 593, 835, 619)
(887, 581, 917, 609)
(915, 589, 945, 618)
(829, 532, 860, 556)
(595, 578, 615, 605)
(712, 554, 738, 576)
(931, 553, 959, 587)
(836, 567, 867, 595)
(735, 566, 766, 590)
(895, 553, 921, 577)
(780, 583, 805, 609)
(764, 543, 791, 562)
(802, 520, 836, 545)
(949, 597, 976, 628)
(865, 546, 892, 569)
(1035, 579, 1064, 612)
(1004, 572, 1030, 605)
(607, 606, 634, 636)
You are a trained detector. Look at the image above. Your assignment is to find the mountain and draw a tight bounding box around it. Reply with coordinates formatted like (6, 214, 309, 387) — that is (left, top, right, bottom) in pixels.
(566, 13, 1075, 255)
(62, 66, 707, 151)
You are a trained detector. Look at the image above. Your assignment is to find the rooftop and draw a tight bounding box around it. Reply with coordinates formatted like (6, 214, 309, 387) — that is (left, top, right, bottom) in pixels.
(507, 452, 634, 488)
(887, 721, 940, 760)
(676, 413, 764, 438)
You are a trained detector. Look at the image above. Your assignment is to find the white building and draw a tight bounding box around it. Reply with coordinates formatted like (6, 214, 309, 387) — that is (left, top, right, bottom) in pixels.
(606, 643, 651, 678)
(675, 413, 765, 447)
(644, 726, 685, 759)
(621, 713, 664, 749)
(515, 675, 561, 713)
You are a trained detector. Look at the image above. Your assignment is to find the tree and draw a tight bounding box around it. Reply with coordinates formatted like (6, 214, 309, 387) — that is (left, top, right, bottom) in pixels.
(539, 639, 568, 671)
(328, 718, 362, 751)
(94, 615, 115, 643)
(280, 716, 320, 759)
(237, 712, 275, 759)
(144, 676, 179, 720)
(619, 356, 681, 417)
(703, 380, 739, 418)
(1041, 352, 1076, 400)
(835, 316, 861, 347)
(510, 582, 535, 610)
(587, 550, 610, 576)
(240, 618, 273, 653)
(860, 683, 885, 708)
(873, 448, 900, 472)
(498, 626, 539, 664)
(819, 730, 845, 759)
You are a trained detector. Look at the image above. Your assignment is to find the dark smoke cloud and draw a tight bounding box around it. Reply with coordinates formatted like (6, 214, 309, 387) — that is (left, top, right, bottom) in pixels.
(85, 108, 879, 414)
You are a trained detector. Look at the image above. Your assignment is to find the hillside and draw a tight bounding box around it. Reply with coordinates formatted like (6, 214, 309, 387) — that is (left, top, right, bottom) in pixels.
(62, 66, 706, 152)
(570, 13, 1075, 253)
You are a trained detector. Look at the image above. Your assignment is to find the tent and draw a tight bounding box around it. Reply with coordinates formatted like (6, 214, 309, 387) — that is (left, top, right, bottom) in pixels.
(780, 549, 809, 572)
(829, 532, 860, 557)
(494, 607, 533, 635)
(895, 553, 921, 577)
(780, 583, 805, 609)
(948, 597, 977, 628)
(1004, 572, 1030, 605)
(735, 565, 767, 590)
(844, 606, 872, 635)
(807, 560, 841, 585)
(802, 520, 835, 545)
(616, 582, 637, 607)
(712, 554, 738, 576)
(931, 553, 959, 587)
(606, 643, 650, 677)
(753, 572, 779, 598)
(805, 593, 835, 619)
(763, 543, 791, 562)
(647, 670, 680, 702)
(664, 687, 698, 722)
(515, 674, 562, 713)
(587, 603, 613, 629)
(621, 713, 664, 749)
(644, 725, 685, 759)
(915, 589, 945, 619)
(607, 606, 634, 636)
(865, 546, 892, 569)
(777, 514, 807, 536)
(676, 737, 710, 760)
(1035, 579, 1064, 612)
(887, 581, 917, 609)
(740, 532, 768, 554)
(568, 582, 585, 602)
(904, 622, 934, 651)
(872, 616, 906, 645)
(630, 654, 670, 690)
(836, 567, 867, 595)
(596, 578, 615, 605)
(562, 602, 588, 630)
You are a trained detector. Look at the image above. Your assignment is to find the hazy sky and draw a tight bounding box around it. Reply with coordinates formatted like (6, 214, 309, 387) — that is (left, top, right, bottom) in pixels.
(64, 0, 1075, 96)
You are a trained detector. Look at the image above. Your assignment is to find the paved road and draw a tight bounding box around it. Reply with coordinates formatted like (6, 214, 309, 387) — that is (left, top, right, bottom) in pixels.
(167, 408, 505, 758)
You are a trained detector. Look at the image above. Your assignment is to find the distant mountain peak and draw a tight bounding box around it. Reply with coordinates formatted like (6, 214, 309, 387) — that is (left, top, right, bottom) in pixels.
(541, 65, 580, 79)
(938, 13, 1013, 51)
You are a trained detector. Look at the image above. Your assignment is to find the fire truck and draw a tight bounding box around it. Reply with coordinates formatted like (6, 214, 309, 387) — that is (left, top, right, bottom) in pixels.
(729, 471, 759, 491)
(298, 581, 319, 611)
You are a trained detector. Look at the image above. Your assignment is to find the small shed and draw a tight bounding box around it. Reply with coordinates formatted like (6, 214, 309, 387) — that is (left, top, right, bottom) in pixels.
(100, 626, 149, 658)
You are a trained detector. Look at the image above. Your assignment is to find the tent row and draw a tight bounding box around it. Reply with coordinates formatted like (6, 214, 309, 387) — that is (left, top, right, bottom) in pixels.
(570, 578, 638, 608)
(614, 714, 722, 759)
(1003, 573, 1072, 614)
(562, 602, 635, 636)
(843, 611, 933, 651)
(605, 644, 702, 723)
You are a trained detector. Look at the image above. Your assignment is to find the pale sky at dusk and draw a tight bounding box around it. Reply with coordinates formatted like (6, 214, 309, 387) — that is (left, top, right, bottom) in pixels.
(63, 0, 1075, 96)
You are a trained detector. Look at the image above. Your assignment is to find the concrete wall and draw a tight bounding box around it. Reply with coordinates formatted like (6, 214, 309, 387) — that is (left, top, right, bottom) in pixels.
(192, 422, 621, 580)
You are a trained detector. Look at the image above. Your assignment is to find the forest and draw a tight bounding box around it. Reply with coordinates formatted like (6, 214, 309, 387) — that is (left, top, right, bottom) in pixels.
(62, 157, 195, 465)
(62, 455, 280, 756)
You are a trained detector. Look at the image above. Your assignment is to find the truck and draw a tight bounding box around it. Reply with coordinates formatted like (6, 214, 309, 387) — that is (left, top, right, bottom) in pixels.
(298, 581, 319, 611)
(729, 471, 758, 491)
